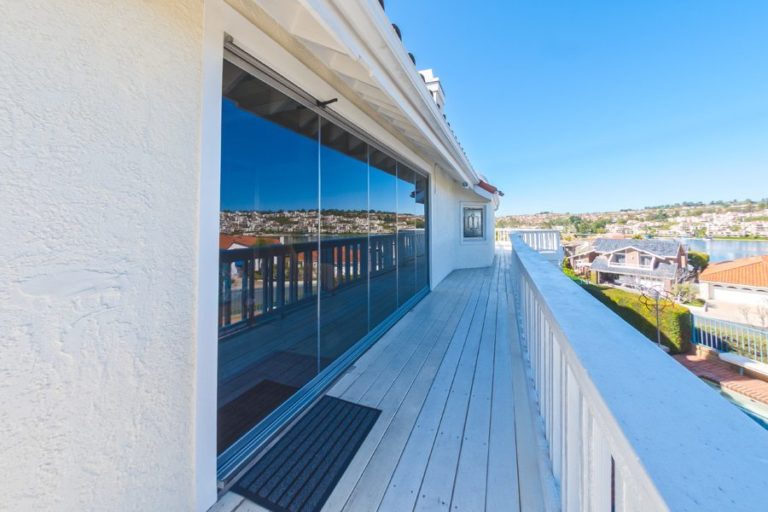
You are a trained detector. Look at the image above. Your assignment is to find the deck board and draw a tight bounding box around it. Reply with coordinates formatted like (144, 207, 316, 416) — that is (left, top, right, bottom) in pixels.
(332, 271, 478, 512)
(376, 269, 490, 512)
(411, 268, 493, 512)
(224, 251, 550, 512)
(450, 264, 499, 512)
(486, 254, 521, 511)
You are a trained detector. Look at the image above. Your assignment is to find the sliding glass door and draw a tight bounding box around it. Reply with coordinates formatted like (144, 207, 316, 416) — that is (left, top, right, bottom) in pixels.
(218, 60, 320, 456)
(319, 120, 369, 370)
(217, 54, 430, 470)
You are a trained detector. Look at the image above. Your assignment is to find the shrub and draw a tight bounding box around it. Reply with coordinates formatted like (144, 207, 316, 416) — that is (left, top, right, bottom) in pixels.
(673, 283, 699, 304)
(580, 283, 692, 353)
(562, 266, 580, 281)
(688, 251, 710, 273)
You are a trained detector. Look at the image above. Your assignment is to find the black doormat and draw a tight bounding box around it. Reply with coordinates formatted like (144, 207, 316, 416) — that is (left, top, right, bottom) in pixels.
(218, 380, 299, 454)
(232, 395, 381, 512)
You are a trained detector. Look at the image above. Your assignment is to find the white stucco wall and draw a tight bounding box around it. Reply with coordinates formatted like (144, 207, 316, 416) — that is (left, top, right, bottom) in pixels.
(0, 1, 205, 511)
(430, 167, 496, 287)
(700, 283, 768, 306)
(0, 2, 497, 510)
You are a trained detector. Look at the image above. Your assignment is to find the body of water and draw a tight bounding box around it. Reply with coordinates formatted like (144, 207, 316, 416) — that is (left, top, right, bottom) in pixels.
(702, 378, 768, 431)
(681, 238, 768, 262)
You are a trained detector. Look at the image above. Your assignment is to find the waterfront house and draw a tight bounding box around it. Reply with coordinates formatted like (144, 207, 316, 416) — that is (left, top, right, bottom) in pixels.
(565, 240, 599, 272)
(584, 238, 687, 291)
(699, 255, 768, 305)
(4, 2, 768, 512)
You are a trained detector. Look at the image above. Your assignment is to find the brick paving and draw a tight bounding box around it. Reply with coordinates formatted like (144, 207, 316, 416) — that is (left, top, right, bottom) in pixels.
(674, 353, 768, 405)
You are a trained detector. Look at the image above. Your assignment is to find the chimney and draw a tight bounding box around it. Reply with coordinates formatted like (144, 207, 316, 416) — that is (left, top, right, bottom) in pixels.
(418, 69, 446, 111)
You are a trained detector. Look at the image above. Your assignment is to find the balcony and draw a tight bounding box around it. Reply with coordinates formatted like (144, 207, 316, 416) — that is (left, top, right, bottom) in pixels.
(214, 232, 768, 512)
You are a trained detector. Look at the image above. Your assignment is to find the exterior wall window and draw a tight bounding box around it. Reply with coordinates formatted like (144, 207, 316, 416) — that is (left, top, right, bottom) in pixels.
(613, 253, 626, 265)
(462, 206, 484, 239)
(640, 255, 653, 267)
(216, 55, 430, 470)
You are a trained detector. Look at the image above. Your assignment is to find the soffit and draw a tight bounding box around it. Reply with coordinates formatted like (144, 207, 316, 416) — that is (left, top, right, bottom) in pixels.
(225, 0, 480, 189)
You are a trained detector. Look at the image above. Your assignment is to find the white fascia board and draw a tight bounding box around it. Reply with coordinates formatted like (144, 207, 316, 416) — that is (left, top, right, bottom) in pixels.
(472, 184, 495, 202)
(599, 246, 675, 260)
(300, 0, 479, 186)
(703, 279, 767, 291)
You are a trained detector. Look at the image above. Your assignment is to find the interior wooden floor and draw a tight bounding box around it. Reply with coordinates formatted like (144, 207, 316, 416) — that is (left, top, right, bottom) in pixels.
(213, 250, 553, 512)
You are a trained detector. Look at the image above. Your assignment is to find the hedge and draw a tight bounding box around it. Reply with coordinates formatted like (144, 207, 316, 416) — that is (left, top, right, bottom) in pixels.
(579, 283, 692, 354)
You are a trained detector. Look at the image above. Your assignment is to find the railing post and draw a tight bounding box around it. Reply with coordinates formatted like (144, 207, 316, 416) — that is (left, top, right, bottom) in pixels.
(276, 254, 285, 310)
(289, 251, 298, 304)
(344, 242, 351, 282)
(247, 256, 255, 323)
(303, 249, 312, 298)
(220, 260, 231, 327)
(262, 256, 271, 314)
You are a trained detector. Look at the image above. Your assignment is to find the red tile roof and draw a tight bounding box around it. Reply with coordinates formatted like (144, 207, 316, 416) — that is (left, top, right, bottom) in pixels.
(477, 179, 504, 197)
(699, 255, 768, 288)
(219, 234, 261, 250)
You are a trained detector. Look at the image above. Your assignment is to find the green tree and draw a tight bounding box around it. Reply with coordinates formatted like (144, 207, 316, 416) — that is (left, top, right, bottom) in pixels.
(688, 251, 710, 273)
(693, 227, 708, 238)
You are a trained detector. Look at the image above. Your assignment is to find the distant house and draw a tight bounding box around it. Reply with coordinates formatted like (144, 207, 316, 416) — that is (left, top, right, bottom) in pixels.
(219, 234, 261, 250)
(699, 256, 768, 305)
(566, 241, 599, 273)
(584, 238, 687, 291)
(219, 234, 283, 250)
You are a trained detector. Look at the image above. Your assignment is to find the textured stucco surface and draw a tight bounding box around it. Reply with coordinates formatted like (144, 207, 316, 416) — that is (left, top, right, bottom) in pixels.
(431, 168, 495, 287)
(0, 1, 204, 510)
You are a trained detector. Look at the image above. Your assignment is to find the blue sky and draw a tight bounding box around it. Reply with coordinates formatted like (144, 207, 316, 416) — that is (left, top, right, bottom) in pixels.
(221, 99, 421, 215)
(386, 0, 768, 215)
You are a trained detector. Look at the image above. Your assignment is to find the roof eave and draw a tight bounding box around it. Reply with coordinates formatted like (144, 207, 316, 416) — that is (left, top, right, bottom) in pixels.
(327, 0, 480, 185)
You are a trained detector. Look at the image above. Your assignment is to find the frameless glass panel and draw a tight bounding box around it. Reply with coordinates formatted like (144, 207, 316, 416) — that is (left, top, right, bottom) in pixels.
(414, 173, 429, 291)
(319, 119, 369, 369)
(369, 148, 398, 327)
(218, 60, 319, 455)
(397, 164, 418, 305)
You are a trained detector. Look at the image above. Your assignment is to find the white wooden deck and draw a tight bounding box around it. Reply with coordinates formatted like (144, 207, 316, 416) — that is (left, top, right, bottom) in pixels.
(212, 251, 553, 512)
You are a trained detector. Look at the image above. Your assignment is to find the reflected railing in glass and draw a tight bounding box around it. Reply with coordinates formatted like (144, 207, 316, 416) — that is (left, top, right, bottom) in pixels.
(218, 231, 426, 337)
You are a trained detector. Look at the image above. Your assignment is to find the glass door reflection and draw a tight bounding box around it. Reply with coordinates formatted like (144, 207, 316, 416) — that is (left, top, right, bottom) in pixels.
(319, 120, 369, 370)
(397, 164, 418, 305)
(369, 149, 399, 327)
(217, 56, 432, 466)
(218, 60, 319, 455)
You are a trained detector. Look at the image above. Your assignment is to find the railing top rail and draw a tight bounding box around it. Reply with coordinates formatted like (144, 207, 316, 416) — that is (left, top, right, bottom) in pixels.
(511, 234, 768, 511)
(219, 232, 421, 261)
(693, 313, 768, 335)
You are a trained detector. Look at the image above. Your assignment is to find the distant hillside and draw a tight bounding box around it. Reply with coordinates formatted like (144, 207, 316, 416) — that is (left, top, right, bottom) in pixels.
(497, 198, 768, 239)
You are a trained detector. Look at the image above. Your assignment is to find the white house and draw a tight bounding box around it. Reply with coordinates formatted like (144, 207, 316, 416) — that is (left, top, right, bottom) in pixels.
(6, 2, 768, 512)
(699, 256, 768, 306)
(1, 2, 501, 510)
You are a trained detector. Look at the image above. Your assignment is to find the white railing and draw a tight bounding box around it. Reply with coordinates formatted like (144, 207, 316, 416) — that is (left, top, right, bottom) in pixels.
(497, 228, 563, 264)
(496, 228, 561, 252)
(692, 315, 768, 363)
(509, 234, 768, 511)
(495, 227, 513, 243)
